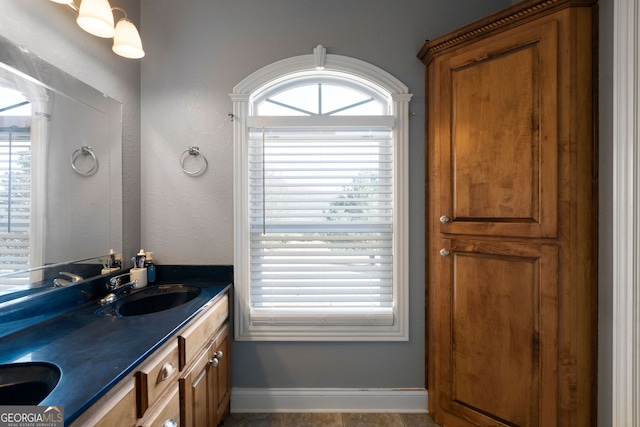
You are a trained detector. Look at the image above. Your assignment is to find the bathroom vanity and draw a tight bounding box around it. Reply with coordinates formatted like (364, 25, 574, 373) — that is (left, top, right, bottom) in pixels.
(0, 265, 232, 426)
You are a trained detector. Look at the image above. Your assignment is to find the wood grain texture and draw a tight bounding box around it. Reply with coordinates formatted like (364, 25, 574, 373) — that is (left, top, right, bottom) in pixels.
(135, 339, 180, 418)
(421, 0, 597, 425)
(212, 324, 231, 426)
(136, 384, 180, 427)
(180, 343, 213, 427)
(70, 377, 137, 427)
(178, 293, 228, 370)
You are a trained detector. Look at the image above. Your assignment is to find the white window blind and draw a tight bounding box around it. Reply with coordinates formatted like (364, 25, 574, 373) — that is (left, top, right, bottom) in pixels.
(248, 124, 395, 326)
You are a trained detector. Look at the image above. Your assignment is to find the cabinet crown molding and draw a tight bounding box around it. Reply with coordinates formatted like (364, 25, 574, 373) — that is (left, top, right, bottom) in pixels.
(417, 0, 597, 65)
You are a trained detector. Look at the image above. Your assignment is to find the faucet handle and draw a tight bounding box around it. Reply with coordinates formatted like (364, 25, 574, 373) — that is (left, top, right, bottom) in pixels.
(108, 275, 122, 290)
(59, 272, 84, 282)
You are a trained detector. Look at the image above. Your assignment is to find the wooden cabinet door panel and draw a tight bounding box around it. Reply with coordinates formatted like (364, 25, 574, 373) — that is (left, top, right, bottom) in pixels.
(180, 346, 213, 427)
(212, 324, 231, 426)
(438, 20, 558, 239)
(423, 2, 597, 425)
(435, 239, 558, 427)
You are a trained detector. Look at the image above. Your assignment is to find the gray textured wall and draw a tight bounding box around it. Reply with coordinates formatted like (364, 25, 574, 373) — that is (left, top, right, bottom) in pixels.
(139, 0, 510, 390)
(0, 0, 142, 266)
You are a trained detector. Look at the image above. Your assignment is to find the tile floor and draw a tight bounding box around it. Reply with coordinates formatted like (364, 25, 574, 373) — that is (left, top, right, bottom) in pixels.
(222, 412, 441, 427)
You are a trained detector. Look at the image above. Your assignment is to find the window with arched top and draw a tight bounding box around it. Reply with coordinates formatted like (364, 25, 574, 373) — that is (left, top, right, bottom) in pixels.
(231, 46, 412, 341)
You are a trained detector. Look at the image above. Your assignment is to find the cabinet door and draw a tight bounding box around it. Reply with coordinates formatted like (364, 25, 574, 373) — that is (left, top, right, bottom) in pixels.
(180, 345, 214, 427)
(433, 239, 558, 426)
(211, 324, 230, 426)
(435, 19, 558, 239)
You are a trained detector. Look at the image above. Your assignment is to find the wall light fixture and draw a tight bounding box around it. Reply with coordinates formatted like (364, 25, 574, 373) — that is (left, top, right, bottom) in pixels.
(50, 0, 145, 59)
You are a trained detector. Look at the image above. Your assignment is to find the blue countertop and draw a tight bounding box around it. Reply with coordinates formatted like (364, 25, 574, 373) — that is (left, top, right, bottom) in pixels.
(0, 265, 232, 425)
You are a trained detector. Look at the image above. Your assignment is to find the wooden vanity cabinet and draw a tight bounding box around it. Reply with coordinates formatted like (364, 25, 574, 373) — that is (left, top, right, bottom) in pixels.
(70, 290, 230, 427)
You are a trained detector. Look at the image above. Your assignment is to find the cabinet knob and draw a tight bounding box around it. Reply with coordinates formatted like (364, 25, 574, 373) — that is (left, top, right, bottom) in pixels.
(213, 350, 224, 359)
(163, 419, 177, 427)
(439, 215, 451, 224)
(158, 362, 175, 382)
(439, 248, 450, 257)
(209, 357, 220, 368)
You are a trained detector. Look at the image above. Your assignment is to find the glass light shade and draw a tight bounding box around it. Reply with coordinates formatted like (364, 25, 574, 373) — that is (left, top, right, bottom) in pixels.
(76, 0, 115, 38)
(112, 19, 145, 59)
(50, 0, 74, 4)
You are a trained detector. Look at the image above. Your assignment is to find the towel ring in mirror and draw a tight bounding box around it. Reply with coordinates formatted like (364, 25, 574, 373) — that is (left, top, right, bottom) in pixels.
(71, 146, 99, 176)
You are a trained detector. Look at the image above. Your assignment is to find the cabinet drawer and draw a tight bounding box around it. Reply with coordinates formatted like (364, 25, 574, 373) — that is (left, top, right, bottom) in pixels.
(136, 384, 180, 427)
(70, 377, 136, 427)
(136, 340, 180, 418)
(178, 292, 228, 370)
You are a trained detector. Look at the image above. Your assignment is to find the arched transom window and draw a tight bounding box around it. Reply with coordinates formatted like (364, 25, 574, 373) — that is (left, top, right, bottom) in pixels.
(254, 75, 387, 116)
(232, 46, 412, 341)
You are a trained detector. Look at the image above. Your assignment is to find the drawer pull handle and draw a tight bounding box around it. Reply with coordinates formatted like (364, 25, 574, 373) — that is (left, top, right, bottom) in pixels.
(158, 362, 176, 382)
(209, 357, 220, 368)
(440, 248, 450, 257)
(163, 419, 177, 427)
(439, 215, 451, 224)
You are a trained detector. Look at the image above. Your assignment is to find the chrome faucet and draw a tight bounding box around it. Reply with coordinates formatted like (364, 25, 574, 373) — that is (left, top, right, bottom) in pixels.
(108, 272, 139, 290)
(53, 271, 84, 287)
(99, 273, 139, 306)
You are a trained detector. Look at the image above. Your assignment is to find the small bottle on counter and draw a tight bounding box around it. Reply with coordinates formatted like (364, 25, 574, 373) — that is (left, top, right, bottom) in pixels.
(108, 249, 116, 269)
(135, 249, 146, 269)
(145, 251, 156, 283)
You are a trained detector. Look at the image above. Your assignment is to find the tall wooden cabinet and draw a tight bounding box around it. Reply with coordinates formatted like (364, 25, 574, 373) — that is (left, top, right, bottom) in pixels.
(418, 1, 597, 425)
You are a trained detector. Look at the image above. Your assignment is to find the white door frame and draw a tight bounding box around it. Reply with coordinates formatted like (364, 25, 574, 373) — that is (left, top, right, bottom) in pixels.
(612, 0, 640, 424)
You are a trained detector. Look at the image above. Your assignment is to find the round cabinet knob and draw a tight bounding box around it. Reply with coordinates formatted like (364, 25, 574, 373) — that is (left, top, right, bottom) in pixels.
(209, 357, 220, 368)
(213, 350, 224, 359)
(439, 248, 450, 257)
(163, 420, 177, 427)
(439, 215, 451, 224)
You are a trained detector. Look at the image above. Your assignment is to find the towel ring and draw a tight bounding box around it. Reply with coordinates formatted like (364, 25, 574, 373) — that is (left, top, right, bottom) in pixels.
(71, 146, 98, 176)
(180, 146, 208, 176)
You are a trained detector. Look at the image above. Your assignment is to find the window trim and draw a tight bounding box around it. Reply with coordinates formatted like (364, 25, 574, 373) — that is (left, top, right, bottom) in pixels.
(231, 45, 412, 341)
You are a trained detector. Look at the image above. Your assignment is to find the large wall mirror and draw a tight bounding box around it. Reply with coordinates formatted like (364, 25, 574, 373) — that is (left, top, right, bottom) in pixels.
(0, 34, 122, 297)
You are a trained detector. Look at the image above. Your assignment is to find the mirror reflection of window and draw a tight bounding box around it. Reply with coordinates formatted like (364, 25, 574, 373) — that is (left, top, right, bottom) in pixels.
(0, 76, 48, 294)
(0, 85, 32, 290)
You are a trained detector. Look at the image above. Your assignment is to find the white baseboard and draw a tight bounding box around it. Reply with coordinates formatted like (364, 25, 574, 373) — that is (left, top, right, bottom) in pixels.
(230, 388, 428, 413)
